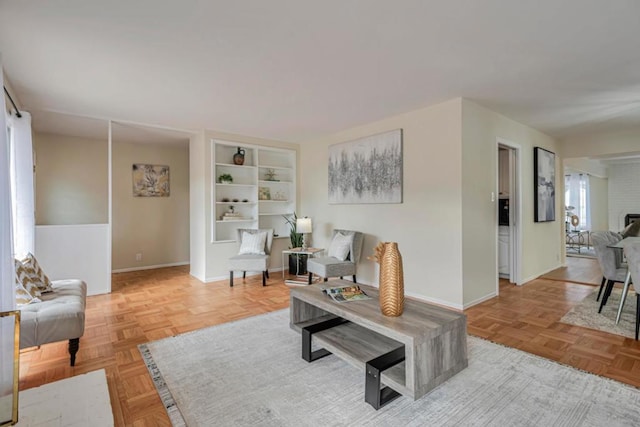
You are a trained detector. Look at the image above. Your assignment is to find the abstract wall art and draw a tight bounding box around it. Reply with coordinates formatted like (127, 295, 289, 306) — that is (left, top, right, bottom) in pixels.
(328, 129, 403, 204)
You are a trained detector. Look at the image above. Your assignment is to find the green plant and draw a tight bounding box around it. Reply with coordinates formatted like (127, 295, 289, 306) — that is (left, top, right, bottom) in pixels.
(283, 212, 303, 249)
(218, 173, 233, 183)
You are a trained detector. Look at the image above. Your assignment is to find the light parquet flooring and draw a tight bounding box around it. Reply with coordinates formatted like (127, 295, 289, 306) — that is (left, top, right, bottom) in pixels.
(18, 259, 640, 426)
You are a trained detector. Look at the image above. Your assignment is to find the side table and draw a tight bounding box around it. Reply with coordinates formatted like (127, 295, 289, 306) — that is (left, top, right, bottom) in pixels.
(282, 247, 324, 279)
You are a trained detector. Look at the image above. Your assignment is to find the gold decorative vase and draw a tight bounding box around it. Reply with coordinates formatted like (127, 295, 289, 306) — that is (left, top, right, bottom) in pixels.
(373, 242, 404, 316)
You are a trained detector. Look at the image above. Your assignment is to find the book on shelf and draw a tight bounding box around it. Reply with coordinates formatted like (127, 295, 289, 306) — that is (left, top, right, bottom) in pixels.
(322, 284, 370, 303)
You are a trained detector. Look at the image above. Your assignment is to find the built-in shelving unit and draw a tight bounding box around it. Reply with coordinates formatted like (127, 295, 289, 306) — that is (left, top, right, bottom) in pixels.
(212, 140, 296, 242)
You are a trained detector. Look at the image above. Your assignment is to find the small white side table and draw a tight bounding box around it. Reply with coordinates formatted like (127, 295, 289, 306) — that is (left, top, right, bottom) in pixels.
(282, 247, 324, 279)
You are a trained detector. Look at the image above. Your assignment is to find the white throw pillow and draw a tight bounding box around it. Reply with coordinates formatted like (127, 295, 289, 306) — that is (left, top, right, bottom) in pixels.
(327, 232, 353, 261)
(239, 231, 267, 255)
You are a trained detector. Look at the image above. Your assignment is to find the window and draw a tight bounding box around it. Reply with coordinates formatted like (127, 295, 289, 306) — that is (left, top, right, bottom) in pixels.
(564, 173, 590, 231)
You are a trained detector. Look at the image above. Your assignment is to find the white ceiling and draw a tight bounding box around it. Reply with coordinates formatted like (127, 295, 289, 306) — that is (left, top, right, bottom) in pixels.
(2, 1, 640, 142)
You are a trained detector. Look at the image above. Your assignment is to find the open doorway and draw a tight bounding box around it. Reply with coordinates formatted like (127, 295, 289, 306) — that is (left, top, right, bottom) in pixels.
(497, 140, 522, 290)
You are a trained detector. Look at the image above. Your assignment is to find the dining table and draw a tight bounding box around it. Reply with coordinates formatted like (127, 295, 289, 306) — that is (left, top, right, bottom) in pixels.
(608, 236, 640, 324)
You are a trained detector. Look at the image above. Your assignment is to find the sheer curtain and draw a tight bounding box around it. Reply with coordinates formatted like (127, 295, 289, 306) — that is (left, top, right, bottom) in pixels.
(1, 64, 18, 421)
(8, 111, 34, 259)
(565, 173, 591, 230)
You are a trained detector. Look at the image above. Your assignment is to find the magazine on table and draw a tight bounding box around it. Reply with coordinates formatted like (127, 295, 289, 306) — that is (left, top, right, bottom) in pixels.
(322, 284, 371, 303)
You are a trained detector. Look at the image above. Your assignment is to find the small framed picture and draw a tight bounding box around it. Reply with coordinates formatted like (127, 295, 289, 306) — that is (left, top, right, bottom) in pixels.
(258, 187, 271, 200)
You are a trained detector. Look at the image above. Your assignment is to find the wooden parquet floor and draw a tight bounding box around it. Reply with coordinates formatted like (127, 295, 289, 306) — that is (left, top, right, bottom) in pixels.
(18, 258, 640, 426)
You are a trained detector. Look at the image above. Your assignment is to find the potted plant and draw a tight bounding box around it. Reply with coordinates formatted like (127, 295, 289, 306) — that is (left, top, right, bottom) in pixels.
(218, 173, 233, 184)
(284, 212, 307, 274)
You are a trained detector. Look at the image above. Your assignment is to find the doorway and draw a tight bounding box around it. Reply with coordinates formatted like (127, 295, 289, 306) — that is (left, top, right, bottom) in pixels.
(497, 140, 522, 290)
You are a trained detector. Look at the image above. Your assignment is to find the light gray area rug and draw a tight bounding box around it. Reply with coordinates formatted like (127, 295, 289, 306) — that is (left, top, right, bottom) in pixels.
(561, 288, 637, 339)
(140, 310, 640, 427)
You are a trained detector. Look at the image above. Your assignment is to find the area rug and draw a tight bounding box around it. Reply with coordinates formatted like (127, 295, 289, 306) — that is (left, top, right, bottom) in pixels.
(561, 288, 637, 339)
(17, 369, 113, 426)
(140, 310, 640, 427)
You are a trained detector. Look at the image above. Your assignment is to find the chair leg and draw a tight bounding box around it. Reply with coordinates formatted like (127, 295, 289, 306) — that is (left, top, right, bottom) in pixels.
(262, 271, 266, 286)
(596, 276, 606, 301)
(265, 270, 269, 279)
(230, 271, 234, 287)
(353, 275, 357, 283)
(68, 338, 79, 367)
(636, 293, 640, 340)
(599, 280, 614, 313)
(308, 272, 313, 284)
(243, 271, 246, 279)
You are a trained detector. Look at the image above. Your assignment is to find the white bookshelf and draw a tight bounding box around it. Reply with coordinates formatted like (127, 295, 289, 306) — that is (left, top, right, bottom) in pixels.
(212, 140, 296, 242)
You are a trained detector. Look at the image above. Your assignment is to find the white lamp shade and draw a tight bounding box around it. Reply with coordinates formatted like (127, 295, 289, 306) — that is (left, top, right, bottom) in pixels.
(296, 217, 312, 234)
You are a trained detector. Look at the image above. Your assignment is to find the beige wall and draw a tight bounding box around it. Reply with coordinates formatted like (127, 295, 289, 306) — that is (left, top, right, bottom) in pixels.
(189, 130, 299, 281)
(33, 132, 108, 225)
(461, 100, 561, 305)
(300, 99, 465, 307)
(559, 128, 640, 159)
(112, 141, 189, 270)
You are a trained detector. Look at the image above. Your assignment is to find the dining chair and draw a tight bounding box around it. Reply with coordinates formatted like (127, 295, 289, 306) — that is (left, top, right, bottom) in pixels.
(591, 231, 628, 313)
(307, 229, 364, 284)
(622, 242, 640, 340)
(228, 228, 274, 287)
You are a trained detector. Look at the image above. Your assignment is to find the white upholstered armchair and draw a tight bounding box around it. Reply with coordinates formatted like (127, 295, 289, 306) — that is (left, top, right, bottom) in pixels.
(229, 228, 274, 287)
(307, 229, 364, 284)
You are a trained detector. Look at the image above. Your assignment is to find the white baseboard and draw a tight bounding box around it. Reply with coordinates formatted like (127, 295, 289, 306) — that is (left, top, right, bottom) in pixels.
(112, 261, 190, 274)
(404, 290, 463, 311)
(521, 263, 563, 284)
(463, 292, 497, 309)
(204, 267, 284, 284)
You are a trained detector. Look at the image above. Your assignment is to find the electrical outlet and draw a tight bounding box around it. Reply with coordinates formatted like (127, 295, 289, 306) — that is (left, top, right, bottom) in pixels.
(135, 253, 142, 261)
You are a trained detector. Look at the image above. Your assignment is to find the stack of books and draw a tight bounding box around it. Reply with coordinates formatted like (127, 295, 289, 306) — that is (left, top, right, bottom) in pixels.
(222, 212, 244, 221)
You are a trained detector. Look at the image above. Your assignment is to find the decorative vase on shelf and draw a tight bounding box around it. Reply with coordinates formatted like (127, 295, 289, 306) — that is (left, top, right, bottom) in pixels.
(372, 242, 404, 317)
(233, 147, 245, 165)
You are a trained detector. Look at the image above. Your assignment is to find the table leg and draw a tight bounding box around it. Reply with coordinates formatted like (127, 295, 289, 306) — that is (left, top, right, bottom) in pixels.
(616, 270, 632, 324)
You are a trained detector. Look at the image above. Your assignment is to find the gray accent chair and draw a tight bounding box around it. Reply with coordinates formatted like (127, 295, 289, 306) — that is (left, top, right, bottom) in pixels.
(591, 231, 628, 312)
(19, 279, 86, 366)
(229, 228, 274, 287)
(622, 242, 640, 340)
(307, 229, 364, 284)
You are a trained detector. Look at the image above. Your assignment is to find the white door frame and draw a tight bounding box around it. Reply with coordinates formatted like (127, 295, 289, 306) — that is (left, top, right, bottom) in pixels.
(497, 138, 523, 290)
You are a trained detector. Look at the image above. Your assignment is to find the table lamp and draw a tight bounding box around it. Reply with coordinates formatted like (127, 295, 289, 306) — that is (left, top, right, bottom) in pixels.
(296, 217, 312, 250)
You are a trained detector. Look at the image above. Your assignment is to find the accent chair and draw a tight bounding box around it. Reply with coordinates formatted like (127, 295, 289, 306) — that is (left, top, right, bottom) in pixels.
(229, 228, 274, 287)
(307, 229, 364, 284)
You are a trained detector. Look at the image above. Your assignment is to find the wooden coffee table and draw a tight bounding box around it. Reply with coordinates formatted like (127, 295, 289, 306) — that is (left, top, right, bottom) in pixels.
(289, 281, 468, 409)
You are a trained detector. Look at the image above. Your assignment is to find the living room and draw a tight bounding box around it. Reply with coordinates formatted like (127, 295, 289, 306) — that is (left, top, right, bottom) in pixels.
(2, 1, 640, 426)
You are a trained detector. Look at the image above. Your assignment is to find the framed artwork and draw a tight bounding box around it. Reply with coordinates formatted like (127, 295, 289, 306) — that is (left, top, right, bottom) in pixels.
(132, 164, 170, 197)
(258, 187, 271, 200)
(534, 147, 555, 222)
(328, 129, 403, 204)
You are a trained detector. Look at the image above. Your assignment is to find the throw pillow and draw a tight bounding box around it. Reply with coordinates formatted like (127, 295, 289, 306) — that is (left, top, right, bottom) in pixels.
(238, 231, 267, 255)
(327, 232, 353, 261)
(15, 278, 40, 306)
(21, 252, 54, 293)
(15, 259, 42, 300)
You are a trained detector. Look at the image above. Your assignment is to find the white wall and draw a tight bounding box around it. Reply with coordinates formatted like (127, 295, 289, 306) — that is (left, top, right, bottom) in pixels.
(189, 130, 299, 282)
(301, 99, 465, 307)
(35, 224, 110, 295)
(296, 98, 562, 309)
(111, 141, 190, 271)
(608, 163, 640, 231)
(461, 100, 561, 304)
(589, 175, 609, 232)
